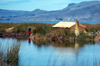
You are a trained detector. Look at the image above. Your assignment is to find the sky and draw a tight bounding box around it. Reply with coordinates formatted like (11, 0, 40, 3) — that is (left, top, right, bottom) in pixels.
(0, 0, 99, 11)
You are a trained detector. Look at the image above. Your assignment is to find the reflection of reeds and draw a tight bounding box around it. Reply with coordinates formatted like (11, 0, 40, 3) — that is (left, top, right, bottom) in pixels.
(53, 54, 60, 66)
(75, 43, 79, 55)
(32, 40, 95, 49)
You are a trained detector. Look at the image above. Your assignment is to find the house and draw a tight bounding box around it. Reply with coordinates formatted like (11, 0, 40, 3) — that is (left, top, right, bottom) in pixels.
(52, 21, 89, 33)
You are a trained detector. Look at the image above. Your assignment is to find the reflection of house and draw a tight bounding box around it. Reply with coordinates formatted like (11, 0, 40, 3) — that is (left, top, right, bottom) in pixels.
(52, 21, 89, 33)
(75, 43, 79, 55)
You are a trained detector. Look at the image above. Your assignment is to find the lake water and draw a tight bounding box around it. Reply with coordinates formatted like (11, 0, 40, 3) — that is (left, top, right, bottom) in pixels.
(0, 21, 100, 24)
(0, 38, 100, 66)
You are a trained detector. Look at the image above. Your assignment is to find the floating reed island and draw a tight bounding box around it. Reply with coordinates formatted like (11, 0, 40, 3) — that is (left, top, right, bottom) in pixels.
(0, 19, 100, 42)
(30, 19, 100, 42)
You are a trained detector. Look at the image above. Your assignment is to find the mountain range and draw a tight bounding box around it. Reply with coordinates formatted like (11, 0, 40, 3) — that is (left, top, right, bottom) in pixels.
(0, 1, 100, 21)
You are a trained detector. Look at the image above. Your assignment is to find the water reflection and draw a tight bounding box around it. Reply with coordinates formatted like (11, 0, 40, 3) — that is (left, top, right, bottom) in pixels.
(75, 43, 79, 55)
(0, 38, 100, 66)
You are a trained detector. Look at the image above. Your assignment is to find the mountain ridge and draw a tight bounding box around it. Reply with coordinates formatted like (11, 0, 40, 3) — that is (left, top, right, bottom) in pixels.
(0, 1, 100, 21)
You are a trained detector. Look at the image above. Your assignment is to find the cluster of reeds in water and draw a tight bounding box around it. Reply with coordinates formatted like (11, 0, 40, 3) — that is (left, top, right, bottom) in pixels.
(0, 40, 21, 66)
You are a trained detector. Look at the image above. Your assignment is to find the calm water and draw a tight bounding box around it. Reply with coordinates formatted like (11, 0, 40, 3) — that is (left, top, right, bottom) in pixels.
(0, 21, 100, 24)
(0, 38, 100, 66)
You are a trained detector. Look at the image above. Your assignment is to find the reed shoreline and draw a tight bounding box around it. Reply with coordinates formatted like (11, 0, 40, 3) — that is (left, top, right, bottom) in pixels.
(0, 23, 100, 42)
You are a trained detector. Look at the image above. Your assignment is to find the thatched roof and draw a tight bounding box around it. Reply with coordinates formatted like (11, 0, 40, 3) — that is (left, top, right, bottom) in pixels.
(52, 22, 75, 28)
(78, 24, 86, 28)
(78, 24, 89, 32)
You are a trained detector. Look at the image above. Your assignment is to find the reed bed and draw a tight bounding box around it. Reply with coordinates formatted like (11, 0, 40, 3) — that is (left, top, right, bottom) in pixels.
(83, 24, 100, 33)
(0, 23, 100, 39)
(0, 40, 22, 66)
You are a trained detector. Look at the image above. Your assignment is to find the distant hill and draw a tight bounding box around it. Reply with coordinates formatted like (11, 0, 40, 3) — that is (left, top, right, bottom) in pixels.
(0, 9, 28, 17)
(0, 1, 100, 21)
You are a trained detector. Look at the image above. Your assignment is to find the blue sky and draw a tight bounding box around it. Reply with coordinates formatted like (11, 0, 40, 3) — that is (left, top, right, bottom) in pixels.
(0, 0, 99, 11)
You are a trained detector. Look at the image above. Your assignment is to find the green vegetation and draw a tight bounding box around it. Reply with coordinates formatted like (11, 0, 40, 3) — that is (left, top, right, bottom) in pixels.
(0, 41, 21, 66)
(77, 33, 95, 40)
(0, 23, 100, 40)
(32, 23, 53, 35)
(0, 23, 18, 33)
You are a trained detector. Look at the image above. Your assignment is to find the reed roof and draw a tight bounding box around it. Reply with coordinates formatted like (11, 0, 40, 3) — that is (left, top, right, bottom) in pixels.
(52, 22, 75, 28)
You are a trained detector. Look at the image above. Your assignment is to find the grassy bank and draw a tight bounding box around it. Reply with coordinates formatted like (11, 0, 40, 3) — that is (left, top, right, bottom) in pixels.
(0, 23, 100, 40)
